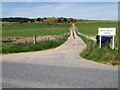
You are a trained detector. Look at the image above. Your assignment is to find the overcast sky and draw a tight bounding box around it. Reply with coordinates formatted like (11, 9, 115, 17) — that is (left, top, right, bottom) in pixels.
(2, 2, 118, 20)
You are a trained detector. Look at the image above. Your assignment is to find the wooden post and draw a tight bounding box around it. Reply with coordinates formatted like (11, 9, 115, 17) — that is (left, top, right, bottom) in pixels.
(112, 36, 115, 49)
(99, 36, 101, 48)
(33, 36, 36, 44)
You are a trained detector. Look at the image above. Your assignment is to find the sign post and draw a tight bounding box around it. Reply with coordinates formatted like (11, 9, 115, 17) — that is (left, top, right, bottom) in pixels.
(112, 36, 115, 49)
(99, 36, 101, 48)
(98, 28, 116, 49)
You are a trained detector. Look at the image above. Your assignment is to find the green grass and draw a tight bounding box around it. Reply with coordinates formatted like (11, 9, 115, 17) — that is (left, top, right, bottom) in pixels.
(2, 22, 70, 53)
(76, 31, 118, 65)
(76, 20, 118, 36)
(2, 34, 68, 54)
(75, 20, 118, 65)
(76, 20, 118, 50)
(2, 23, 70, 37)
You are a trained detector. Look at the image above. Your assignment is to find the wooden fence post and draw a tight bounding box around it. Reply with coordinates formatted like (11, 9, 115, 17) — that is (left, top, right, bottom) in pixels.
(33, 36, 36, 44)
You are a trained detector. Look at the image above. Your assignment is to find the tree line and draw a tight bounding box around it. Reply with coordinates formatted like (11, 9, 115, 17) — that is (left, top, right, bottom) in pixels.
(1, 17, 77, 24)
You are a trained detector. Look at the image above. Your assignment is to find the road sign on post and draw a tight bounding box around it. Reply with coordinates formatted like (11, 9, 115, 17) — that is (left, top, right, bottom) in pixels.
(98, 28, 116, 49)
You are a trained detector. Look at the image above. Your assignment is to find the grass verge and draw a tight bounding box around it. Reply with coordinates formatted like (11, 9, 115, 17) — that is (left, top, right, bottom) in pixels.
(2, 34, 68, 54)
(77, 32, 118, 65)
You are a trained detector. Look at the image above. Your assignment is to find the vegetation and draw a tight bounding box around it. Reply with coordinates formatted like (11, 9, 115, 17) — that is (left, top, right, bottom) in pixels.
(75, 20, 118, 65)
(2, 34, 68, 54)
(2, 23, 70, 37)
(79, 34, 118, 65)
(2, 18, 119, 64)
(76, 20, 118, 36)
(2, 17, 77, 24)
(2, 17, 72, 53)
(76, 20, 118, 47)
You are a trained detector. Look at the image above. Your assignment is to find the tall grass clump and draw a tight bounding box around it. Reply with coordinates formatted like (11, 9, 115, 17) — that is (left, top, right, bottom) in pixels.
(78, 34, 118, 65)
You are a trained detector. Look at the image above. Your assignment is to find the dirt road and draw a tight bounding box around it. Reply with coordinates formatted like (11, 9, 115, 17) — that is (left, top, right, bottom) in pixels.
(2, 25, 118, 88)
(3, 25, 117, 70)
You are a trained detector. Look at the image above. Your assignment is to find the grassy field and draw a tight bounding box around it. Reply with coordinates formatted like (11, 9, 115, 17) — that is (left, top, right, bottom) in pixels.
(75, 20, 118, 65)
(2, 22, 70, 53)
(76, 20, 118, 36)
(76, 20, 118, 49)
(2, 22, 70, 37)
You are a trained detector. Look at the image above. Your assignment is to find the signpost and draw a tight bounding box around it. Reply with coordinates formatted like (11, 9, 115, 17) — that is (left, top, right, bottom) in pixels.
(98, 28, 116, 49)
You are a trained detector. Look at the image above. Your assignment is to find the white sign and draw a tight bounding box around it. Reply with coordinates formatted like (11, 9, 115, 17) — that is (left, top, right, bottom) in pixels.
(98, 28, 116, 49)
(98, 28, 116, 36)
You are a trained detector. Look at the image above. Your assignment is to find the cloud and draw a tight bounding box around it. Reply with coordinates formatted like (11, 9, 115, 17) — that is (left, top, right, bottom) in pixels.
(2, 2, 118, 20)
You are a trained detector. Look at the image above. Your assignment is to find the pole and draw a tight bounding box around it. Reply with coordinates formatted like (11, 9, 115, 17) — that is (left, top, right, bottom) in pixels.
(99, 36, 101, 48)
(112, 36, 115, 49)
(33, 36, 36, 44)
